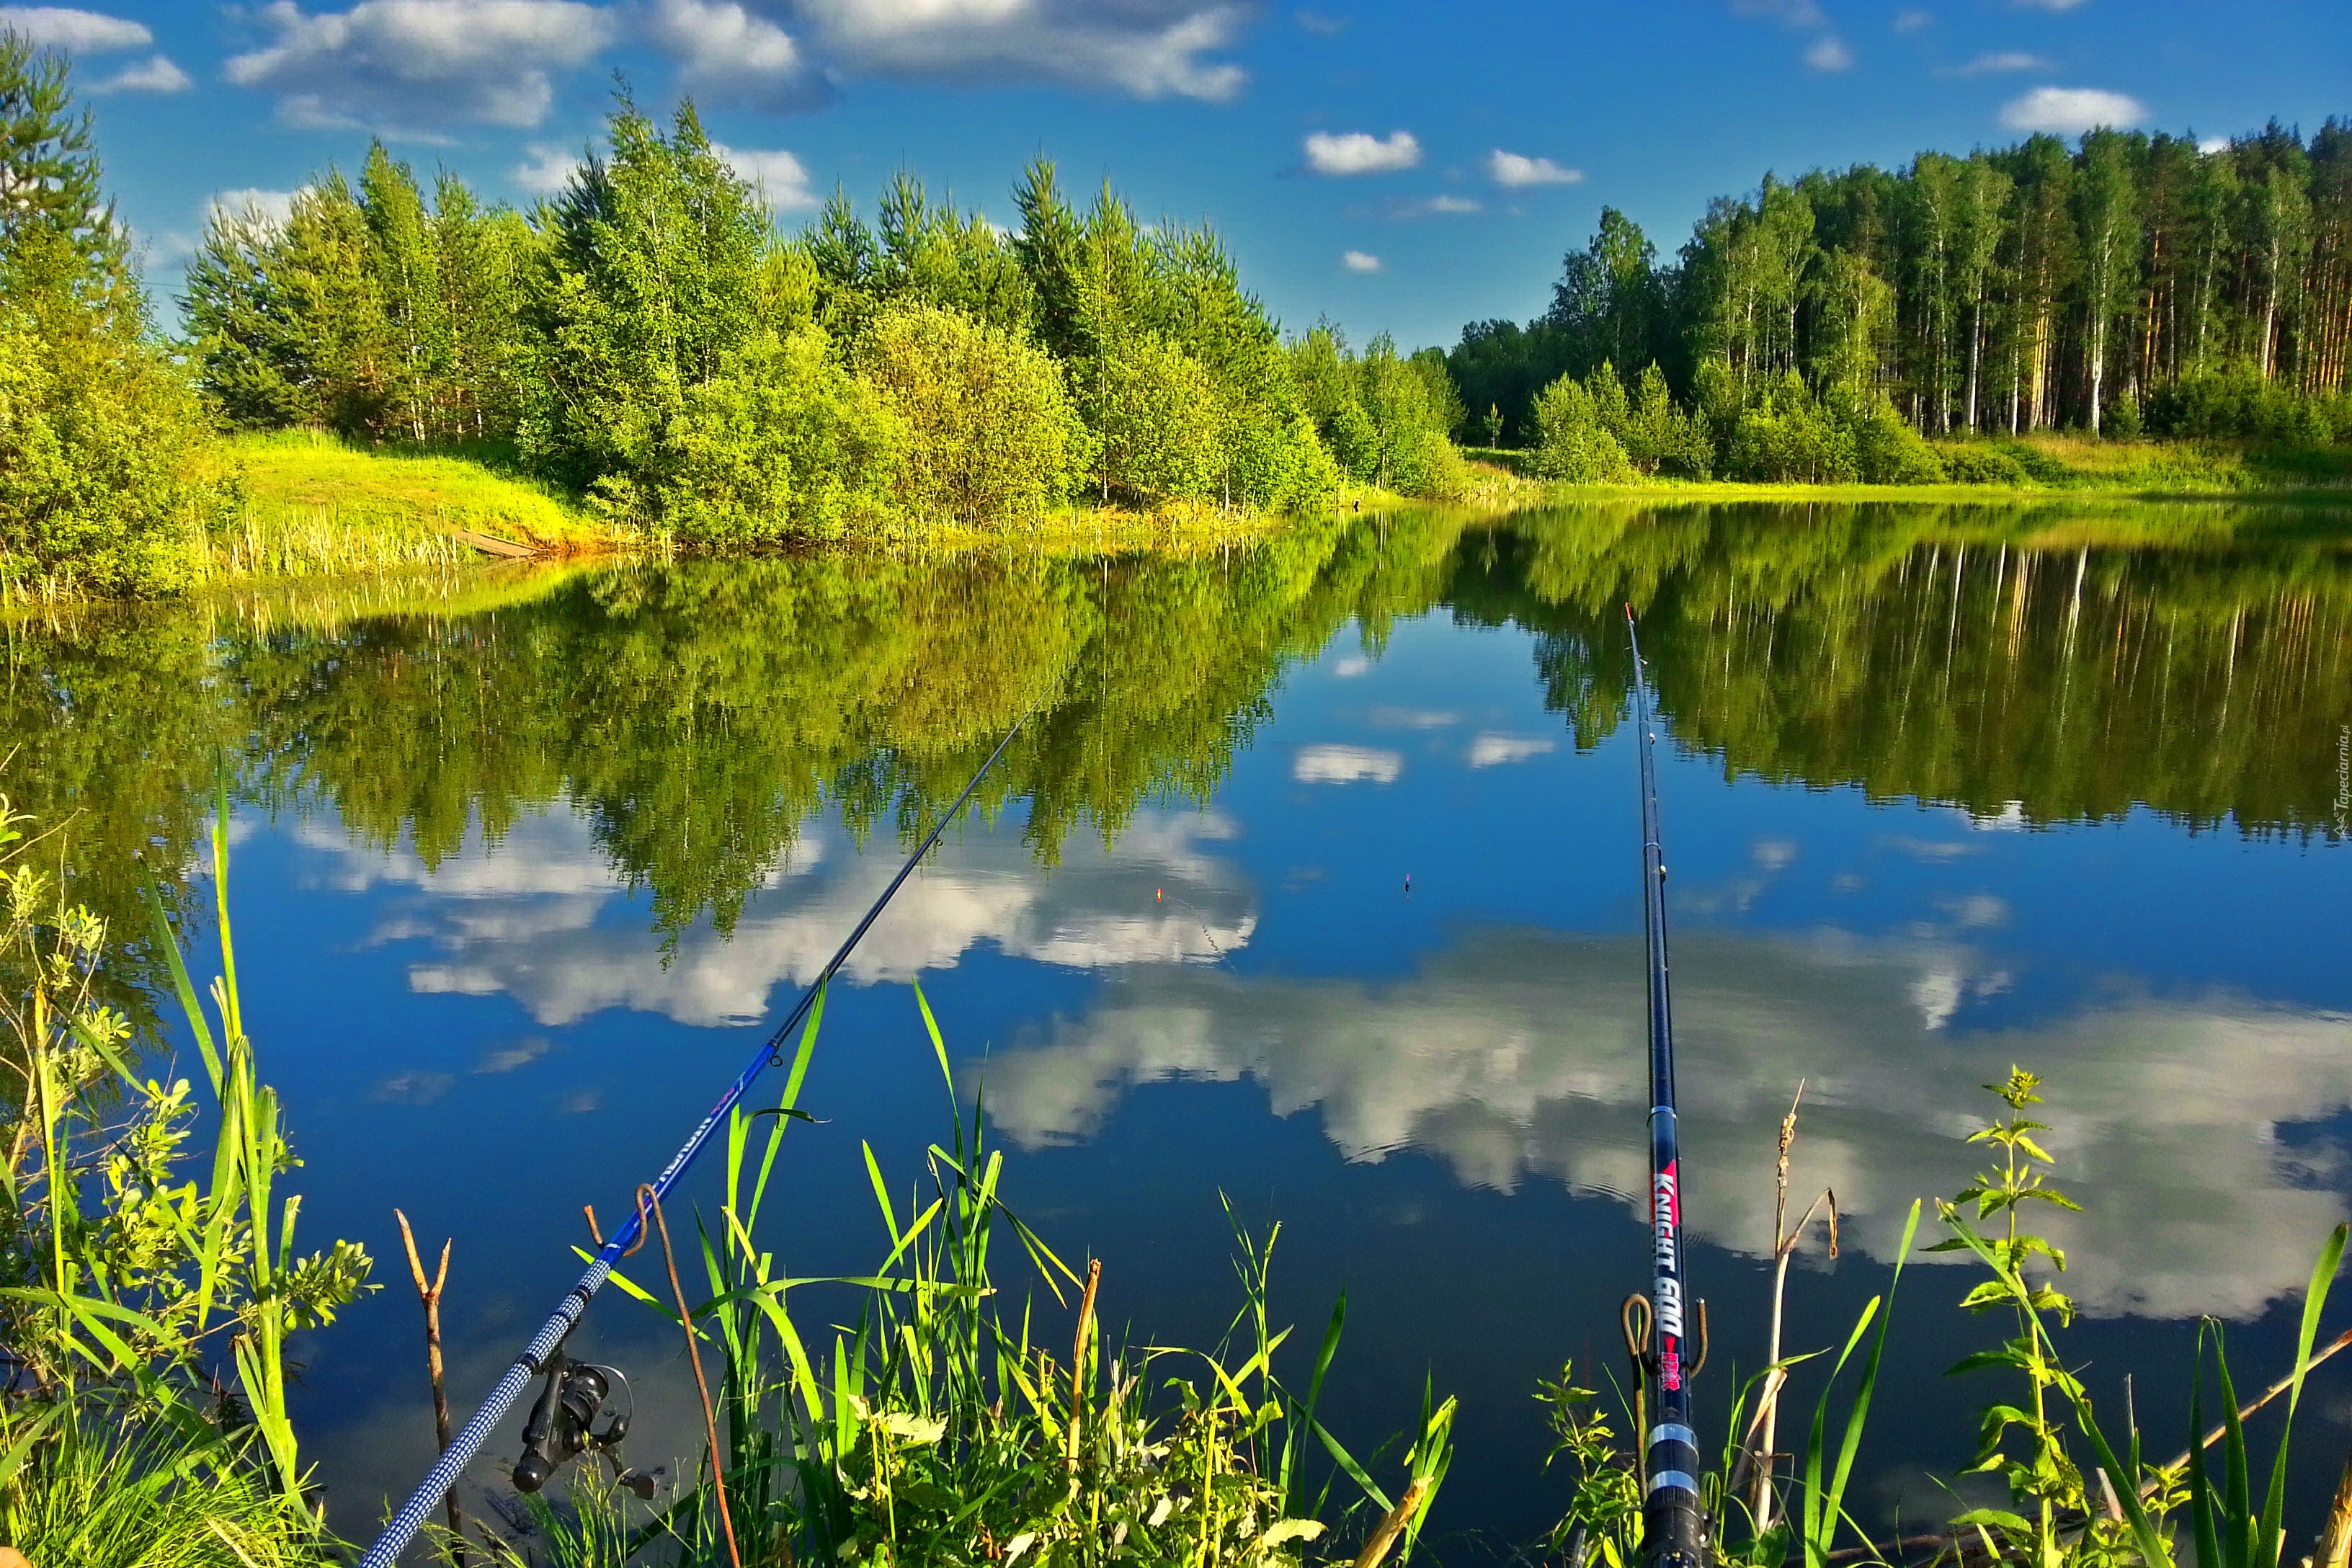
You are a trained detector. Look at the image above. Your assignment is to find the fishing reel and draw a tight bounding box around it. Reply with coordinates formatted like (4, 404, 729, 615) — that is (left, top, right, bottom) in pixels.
(514, 1353, 656, 1497)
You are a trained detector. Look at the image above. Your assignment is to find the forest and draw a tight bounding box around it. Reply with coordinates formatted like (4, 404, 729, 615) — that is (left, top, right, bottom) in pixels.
(1, 32, 1464, 597)
(1452, 122, 2352, 481)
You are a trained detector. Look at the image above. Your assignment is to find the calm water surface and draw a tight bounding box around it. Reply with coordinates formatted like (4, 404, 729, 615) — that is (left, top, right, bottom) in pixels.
(10, 499, 2352, 1554)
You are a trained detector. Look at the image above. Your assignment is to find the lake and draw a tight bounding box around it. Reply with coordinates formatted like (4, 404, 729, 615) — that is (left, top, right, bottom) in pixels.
(9, 497, 2352, 1556)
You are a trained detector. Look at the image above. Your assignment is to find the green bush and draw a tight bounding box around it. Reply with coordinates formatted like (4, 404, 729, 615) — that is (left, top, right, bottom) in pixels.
(1086, 332, 1226, 506)
(659, 324, 904, 545)
(0, 35, 226, 598)
(1939, 440, 2032, 485)
(2148, 364, 2352, 445)
(1531, 374, 1636, 482)
(858, 300, 1089, 525)
(1841, 395, 1946, 484)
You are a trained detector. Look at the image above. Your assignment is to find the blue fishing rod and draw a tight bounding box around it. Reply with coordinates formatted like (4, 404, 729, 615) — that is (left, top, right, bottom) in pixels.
(1625, 606, 1707, 1568)
(357, 719, 1028, 1568)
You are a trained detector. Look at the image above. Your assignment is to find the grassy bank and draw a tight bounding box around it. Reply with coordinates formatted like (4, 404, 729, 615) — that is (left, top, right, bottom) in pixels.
(1462, 432, 2352, 499)
(192, 431, 623, 584)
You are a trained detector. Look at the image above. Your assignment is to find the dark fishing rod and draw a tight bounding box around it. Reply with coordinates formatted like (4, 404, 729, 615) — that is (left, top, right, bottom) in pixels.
(1625, 607, 1706, 1568)
(357, 718, 1030, 1568)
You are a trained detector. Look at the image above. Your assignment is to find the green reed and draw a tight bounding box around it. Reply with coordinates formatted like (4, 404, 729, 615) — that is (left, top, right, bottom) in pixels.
(1542, 1068, 2348, 1568)
(0, 785, 370, 1557)
(476, 982, 1453, 1568)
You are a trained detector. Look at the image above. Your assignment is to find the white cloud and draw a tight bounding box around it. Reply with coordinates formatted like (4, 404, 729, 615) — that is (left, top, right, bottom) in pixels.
(643, 0, 816, 110)
(1804, 34, 1853, 71)
(1751, 837, 1799, 870)
(1304, 129, 1421, 176)
(1293, 7, 1343, 33)
(512, 143, 584, 196)
(206, 188, 302, 229)
(976, 925, 2352, 1322)
(1732, 0, 1824, 24)
(1486, 149, 1582, 188)
(789, 0, 1247, 101)
(1339, 249, 1380, 273)
(2011, 0, 2090, 9)
(1293, 743, 1399, 783)
(2000, 85, 2147, 134)
(1467, 734, 1556, 768)
(300, 805, 1253, 1028)
(87, 52, 190, 92)
(1380, 193, 1481, 218)
(713, 143, 818, 208)
(1892, 7, 1933, 31)
(0, 6, 149, 50)
(1956, 50, 2049, 75)
(2199, 135, 2230, 155)
(1332, 654, 1371, 677)
(225, 0, 618, 136)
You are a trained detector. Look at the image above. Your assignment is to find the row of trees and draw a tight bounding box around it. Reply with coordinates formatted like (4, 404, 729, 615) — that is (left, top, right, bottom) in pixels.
(0, 32, 227, 596)
(186, 99, 1466, 542)
(1452, 122, 2352, 447)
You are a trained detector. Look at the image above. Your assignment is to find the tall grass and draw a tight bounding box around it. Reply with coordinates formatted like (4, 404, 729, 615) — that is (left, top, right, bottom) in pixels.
(463, 985, 1454, 1568)
(0, 785, 368, 1559)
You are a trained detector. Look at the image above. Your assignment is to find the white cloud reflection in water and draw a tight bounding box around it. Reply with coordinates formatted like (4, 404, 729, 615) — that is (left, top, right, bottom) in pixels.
(297, 804, 1253, 1027)
(976, 927, 2352, 1323)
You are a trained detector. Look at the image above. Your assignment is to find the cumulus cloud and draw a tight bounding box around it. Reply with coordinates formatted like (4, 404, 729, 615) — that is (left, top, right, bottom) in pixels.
(788, 0, 1247, 101)
(1893, 7, 1932, 30)
(1378, 193, 1480, 218)
(713, 143, 818, 208)
(1732, 0, 1824, 25)
(976, 925, 2352, 1322)
(88, 53, 190, 91)
(1293, 744, 1398, 782)
(1304, 130, 1420, 176)
(643, 0, 818, 110)
(2000, 85, 2147, 134)
(207, 188, 302, 228)
(2011, 0, 2090, 9)
(1339, 249, 1381, 274)
(0, 5, 148, 50)
(1486, 149, 1582, 188)
(511, 143, 584, 195)
(1293, 7, 1343, 33)
(2198, 135, 2230, 155)
(1956, 50, 2049, 75)
(1804, 33, 1853, 70)
(225, 0, 618, 136)
(300, 805, 1253, 1028)
(1467, 734, 1556, 768)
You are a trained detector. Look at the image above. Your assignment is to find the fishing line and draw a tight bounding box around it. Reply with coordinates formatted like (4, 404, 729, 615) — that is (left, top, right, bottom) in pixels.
(1624, 606, 1707, 1568)
(358, 716, 1030, 1568)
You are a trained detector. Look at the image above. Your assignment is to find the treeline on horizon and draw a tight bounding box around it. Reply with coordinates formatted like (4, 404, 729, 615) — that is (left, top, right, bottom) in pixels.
(1451, 120, 2352, 482)
(1, 32, 1468, 596)
(182, 109, 1469, 537)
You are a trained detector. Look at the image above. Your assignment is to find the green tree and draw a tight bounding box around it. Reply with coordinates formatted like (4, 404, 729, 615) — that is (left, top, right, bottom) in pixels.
(858, 299, 1087, 525)
(0, 30, 224, 597)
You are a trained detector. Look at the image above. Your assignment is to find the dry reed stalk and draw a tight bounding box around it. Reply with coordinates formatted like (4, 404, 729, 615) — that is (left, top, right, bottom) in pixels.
(641, 1184, 741, 1568)
(1351, 1476, 1431, 1568)
(2318, 1445, 2352, 1568)
(393, 1209, 466, 1568)
(1732, 1082, 1837, 1532)
(1066, 1257, 1102, 1472)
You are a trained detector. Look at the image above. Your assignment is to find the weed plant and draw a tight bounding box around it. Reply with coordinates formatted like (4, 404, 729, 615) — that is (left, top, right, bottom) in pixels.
(1540, 1067, 2348, 1568)
(0, 788, 370, 1558)
(458, 988, 1453, 1568)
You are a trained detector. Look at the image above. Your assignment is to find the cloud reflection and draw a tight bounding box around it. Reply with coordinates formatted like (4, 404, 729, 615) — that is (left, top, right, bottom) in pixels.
(300, 806, 1253, 1028)
(976, 927, 2352, 1321)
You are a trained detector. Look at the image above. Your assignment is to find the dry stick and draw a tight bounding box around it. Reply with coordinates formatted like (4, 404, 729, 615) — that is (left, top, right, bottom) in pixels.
(1065, 1258, 1103, 1474)
(1730, 1083, 1838, 1533)
(1351, 1475, 1433, 1568)
(2317, 1443, 2352, 1568)
(393, 1211, 467, 1568)
(640, 1184, 741, 1568)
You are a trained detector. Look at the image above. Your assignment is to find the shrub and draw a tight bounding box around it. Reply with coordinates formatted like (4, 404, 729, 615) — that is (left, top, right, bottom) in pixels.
(1086, 332, 1226, 507)
(859, 300, 1089, 525)
(1842, 395, 1946, 484)
(1531, 375, 1636, 483)
(1939, 440, 2032, 485)
(654, 324, 904, 545)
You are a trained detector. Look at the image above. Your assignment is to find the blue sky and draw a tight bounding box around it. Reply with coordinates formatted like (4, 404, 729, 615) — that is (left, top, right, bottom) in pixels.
(12, 0, 2350, 350)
